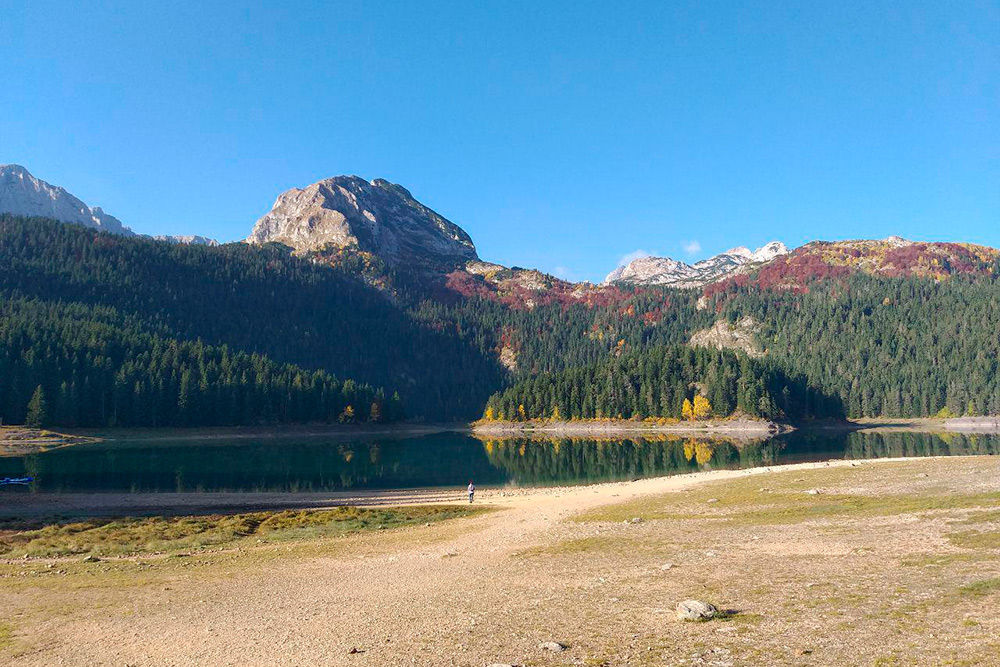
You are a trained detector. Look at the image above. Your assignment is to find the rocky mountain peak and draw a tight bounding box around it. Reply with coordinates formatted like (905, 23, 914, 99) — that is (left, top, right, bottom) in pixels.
(603, 256, 698, 285)
(750, 241, 790, 262)
(0, 163, 133, 236)
(153, 234, 221, 246)
(604, 241, 790, 288)
(246, 175, 478, 271)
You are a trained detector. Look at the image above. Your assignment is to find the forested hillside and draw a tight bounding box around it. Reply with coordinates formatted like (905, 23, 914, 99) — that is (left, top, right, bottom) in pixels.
(0, 215, 501, 424)
(481, 345, 842, 422)
(456, 271, 1000, 422)
(708, 274, 1000, 417)
(0, 297, 398, 427)
(4, 215, 1000, 427)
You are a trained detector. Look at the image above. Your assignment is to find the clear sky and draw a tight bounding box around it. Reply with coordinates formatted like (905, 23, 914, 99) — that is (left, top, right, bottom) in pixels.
(2, 1, 997, 282)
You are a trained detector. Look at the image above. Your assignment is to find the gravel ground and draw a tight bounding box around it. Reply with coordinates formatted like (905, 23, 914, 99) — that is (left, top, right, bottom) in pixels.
(2, 456, 999, 666)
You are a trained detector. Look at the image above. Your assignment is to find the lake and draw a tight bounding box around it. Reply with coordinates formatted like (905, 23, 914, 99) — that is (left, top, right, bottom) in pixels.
(2, 430, 998, 495)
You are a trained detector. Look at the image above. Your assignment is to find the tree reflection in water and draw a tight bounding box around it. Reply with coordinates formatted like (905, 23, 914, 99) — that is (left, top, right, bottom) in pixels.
(1, 431, 997, 494)
(479, 435, 781, 486)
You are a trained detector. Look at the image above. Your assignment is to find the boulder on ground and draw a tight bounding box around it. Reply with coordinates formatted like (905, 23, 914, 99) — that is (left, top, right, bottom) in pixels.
(676, 599, 718, 622)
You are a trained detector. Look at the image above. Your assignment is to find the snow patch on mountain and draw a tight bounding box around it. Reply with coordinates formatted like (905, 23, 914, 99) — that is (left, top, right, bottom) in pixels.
(604, 242, 789, 287)
(153, 234, 220, 246)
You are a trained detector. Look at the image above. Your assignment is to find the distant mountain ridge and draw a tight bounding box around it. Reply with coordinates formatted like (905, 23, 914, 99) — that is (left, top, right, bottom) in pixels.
(706, 236, 1000, 295)
(8, 163, 998, 296)
(153, 234, 220, 247)
(603, 241, 790, 287)
(0, 164, 133, 236)
(0, 164, 217, 246)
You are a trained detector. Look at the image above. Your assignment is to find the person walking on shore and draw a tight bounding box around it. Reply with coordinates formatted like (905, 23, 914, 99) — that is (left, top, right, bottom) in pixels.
(467, 481, 475, 503)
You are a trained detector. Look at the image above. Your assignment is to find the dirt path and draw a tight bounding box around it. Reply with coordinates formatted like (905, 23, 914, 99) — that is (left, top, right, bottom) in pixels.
(4, 456, 1000, 666)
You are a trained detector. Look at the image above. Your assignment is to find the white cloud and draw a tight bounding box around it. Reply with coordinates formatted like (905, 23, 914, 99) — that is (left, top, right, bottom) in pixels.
(616, 249, 653, 267)
(683, 240, 702, 255)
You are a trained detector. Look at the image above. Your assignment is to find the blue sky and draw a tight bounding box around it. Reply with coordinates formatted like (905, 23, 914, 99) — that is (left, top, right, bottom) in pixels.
(2, 1, 996, 282)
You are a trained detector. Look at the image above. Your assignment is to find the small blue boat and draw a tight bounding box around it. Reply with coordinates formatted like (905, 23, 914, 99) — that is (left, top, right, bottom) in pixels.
(0, 476, 33, 486)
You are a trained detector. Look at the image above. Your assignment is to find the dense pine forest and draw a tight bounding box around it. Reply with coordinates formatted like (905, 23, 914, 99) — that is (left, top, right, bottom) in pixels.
(481, 345, 842, 422)
(711, 274, 1000, 417)
(0, 297, 399, 427)
(0, 215, 501, 425)
(3, 215, 1000, 428)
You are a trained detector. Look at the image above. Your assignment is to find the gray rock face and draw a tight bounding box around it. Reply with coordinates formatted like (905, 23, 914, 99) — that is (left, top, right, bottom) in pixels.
(0, 164, 133, 235)
(247, 175, 478, 271)
(676, 599, 718, 622)
(689, 316, 763, 357)
(604, 242, 789, 288)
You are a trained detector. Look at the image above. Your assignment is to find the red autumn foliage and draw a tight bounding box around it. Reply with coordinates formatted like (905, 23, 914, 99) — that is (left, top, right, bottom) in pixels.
(443, 270, 496, 300)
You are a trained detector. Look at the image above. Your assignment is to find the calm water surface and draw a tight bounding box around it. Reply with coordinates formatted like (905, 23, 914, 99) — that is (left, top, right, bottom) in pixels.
(1, 431, 998, 494)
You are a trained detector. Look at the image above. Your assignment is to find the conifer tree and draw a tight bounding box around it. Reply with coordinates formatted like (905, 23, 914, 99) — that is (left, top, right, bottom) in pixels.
(26, 385, 47, 428)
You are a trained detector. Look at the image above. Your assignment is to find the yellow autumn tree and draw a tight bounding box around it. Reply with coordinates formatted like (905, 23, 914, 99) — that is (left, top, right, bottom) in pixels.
(552, 405, 561, 421)
(693, 395, 712, 420)
(339, 405, 355, 423)
(484, 406, 496, 421)
(695, 441, 714, 465)
(683, 438, 697, 461)
(681, 398, 694, 421)
(518, 403, 527, 420)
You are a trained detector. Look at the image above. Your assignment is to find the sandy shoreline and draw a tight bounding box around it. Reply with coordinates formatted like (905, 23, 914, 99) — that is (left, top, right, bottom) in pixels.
(5, 454, 999, 666)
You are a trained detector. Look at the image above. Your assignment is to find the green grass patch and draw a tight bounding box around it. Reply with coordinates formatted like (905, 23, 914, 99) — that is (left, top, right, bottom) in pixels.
(958, 577, 1000, 597)
(576, 465, 1000, 525)
(900, 553, 986, 568)
(0, 505, 487, 558)
(955, 509, 1000, 525)
(0, 623, 12, 651)
(948, 530, 1000, 550)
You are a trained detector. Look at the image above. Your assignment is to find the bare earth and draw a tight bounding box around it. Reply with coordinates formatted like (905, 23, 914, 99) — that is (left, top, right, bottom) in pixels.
(3, 456, 1000, 666)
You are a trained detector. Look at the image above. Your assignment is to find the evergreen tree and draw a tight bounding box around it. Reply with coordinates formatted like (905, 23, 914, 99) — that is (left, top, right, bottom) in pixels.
(26, 385, 47, 428)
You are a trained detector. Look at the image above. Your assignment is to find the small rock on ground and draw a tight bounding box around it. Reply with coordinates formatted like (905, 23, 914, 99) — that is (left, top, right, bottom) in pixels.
(538, 641, 567, 652)
(676, 599, 718, 622)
